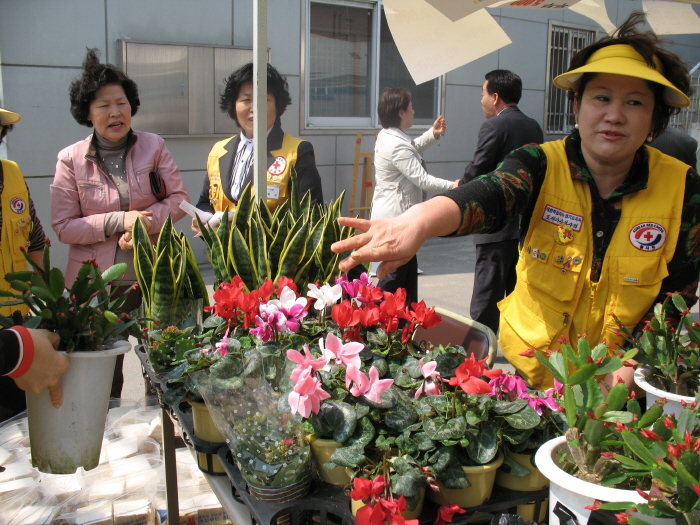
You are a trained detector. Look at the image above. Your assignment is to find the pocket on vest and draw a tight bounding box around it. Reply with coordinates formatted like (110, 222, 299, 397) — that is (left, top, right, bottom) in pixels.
(610, 256, 667, 328)
(519, 230, 585, 303)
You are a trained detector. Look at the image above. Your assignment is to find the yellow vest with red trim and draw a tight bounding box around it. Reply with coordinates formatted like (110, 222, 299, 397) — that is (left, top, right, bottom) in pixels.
(499, 140, 686, 389)
(1, 160, 32, 316)
(206, 133, 303, 212)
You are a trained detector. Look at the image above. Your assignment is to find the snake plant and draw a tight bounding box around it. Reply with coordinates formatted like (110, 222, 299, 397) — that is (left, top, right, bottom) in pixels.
(196, 173, 363, 291)
(133, 215, 210, 330)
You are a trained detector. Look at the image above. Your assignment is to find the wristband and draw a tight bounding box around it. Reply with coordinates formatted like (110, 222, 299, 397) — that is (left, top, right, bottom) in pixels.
(6, 326, 35, 378)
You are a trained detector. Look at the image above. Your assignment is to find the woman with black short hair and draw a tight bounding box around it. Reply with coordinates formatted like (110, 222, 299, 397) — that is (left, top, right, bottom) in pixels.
(194, 62, 323, 231)
(51, 49, 188, 398)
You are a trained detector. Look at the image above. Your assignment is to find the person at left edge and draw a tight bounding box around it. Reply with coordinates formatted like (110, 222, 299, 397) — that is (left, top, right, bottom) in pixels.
(51, 49, 189, 398)
(0, 106, 50, 422)
(193, 62, 323, 232)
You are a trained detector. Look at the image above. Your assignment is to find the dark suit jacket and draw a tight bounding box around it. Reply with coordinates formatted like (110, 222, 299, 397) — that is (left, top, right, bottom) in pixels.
(460, 105, 543, 244)
(196, 124, 323, 213)
(649, 126, 698, 172)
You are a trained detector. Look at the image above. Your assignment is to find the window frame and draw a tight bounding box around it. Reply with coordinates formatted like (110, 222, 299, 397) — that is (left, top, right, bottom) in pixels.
(544, 20, 598, 137)
(301, 0, 442, 131)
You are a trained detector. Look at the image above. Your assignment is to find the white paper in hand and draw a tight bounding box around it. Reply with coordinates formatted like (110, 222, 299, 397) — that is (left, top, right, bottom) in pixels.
(179, 200, 213, 224)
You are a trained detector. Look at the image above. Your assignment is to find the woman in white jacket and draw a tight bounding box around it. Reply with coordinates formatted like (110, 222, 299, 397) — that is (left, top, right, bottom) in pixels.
(370, 88, 457, 305)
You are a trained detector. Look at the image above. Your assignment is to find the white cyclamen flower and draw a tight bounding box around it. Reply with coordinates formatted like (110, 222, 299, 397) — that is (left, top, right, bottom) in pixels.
(306, 283, 342, 311)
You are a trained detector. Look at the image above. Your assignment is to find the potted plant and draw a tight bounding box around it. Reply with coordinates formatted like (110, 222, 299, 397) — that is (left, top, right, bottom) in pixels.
(613, 292, 700, 413)
(0, 243, 144, 473)
(530, 335, 690, 525)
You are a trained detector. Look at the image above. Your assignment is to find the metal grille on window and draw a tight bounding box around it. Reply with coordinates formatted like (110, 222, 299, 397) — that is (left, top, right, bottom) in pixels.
(546, 26, 595, 135)
(669, 61, 700, 134)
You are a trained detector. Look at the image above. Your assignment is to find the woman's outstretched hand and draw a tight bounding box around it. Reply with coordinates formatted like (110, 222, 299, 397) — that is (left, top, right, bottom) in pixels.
(331, 197, 462, 279)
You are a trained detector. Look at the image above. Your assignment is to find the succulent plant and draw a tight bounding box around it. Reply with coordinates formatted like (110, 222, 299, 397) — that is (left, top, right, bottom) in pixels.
(133, 214, 210, 331)
(195, 173, 363, 292)
(0, 243, 143, 352)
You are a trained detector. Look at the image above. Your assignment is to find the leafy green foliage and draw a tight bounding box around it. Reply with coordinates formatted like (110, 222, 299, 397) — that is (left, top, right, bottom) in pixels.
(0, 243, 144, 352)
(197, 174, 364, 292)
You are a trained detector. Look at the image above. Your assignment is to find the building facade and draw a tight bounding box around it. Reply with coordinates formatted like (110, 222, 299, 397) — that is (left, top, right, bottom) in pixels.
(1, 0, 699, 266)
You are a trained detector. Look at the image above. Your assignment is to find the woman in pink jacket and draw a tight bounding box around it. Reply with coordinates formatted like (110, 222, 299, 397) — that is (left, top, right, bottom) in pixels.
(51, 49, 188, 397)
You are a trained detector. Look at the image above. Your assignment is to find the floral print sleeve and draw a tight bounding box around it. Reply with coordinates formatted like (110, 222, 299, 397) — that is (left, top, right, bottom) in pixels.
(440, 144, 547, 237)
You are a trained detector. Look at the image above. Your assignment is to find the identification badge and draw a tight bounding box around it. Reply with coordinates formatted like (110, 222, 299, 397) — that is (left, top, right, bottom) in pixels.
(267, 183, 280, 200)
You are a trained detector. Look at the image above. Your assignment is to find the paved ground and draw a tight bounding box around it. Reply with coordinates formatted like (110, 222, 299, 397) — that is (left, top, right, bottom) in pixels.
(121, 235, 499, 402)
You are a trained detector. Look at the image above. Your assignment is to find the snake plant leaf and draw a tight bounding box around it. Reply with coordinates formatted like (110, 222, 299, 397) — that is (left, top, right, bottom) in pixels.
(233, 183, 253, 236)
(216, 204, 231, 252)
(258, 200, 273, 230)
(182, 235, 210, 307)
(230, 227, 257, 291)
(155, 215, 173, 257)
(133, 218, 154, 307)
(319, 217, 340, 271)
(267, 217, 289, 278)
(209, 229, 230, 287)
(275, 219, 308, 282)
(249, 216, 270, 284)
(195, 213, 213, 247)
(150, 248, 177, 327)
(289, 170, 300, 218)
(299, 191, 312, 222)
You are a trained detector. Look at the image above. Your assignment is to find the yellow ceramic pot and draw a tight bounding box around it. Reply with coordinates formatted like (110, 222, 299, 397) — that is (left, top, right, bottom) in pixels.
(307, 435, 352, 486)
(189, 400, 226, 474)
(428, 450, 504, 508)
(495, 448, 549, 521)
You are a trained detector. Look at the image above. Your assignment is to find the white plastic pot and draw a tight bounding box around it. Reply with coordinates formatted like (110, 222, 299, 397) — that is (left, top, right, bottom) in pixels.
(634, 367, 695, 416)
(26, 341, 132, 474)
(535, 436, 672, 525)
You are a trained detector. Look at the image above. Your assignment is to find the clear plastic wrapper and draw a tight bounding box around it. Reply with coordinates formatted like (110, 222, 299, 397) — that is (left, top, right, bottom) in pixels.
(191, 350, 311, 489)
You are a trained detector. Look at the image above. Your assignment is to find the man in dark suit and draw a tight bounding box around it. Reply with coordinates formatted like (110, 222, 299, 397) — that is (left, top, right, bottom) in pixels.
(459, 70, 543, 335)
(649, 126, 698, 171)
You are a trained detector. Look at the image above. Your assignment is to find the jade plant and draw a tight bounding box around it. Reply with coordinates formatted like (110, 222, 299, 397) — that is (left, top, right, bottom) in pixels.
(613, 292, 700, 397)
(195, 174, 360, 291)
(0, 243, 143, 352)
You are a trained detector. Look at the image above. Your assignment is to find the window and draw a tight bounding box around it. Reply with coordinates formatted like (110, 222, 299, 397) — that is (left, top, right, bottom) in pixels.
(305, 0, 440, 129)
(545, 23, 596, 135)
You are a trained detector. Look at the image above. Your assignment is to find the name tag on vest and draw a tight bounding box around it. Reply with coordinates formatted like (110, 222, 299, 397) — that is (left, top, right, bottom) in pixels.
(542, 204, 583, 232)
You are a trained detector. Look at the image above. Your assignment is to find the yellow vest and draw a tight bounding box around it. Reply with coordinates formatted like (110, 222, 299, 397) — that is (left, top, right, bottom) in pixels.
(1, 160, 32, 316)
(206, 133, 303, 212)
(499, 140, 686, 389)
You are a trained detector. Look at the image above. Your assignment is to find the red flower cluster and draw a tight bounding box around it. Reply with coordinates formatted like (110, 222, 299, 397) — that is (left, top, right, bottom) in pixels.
(350, 475, 418, 525)
(330, 288, 441, 344)
(204, 276, 276, 329)
(449, 355, 503, 395)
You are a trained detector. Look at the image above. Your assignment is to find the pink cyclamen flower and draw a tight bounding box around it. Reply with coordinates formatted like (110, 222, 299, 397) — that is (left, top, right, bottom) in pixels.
(250, 315, 274, 342)
(337, 272, 373, 301)
(489, 374, 528, 401)
(288, 368, 330, 418)
(415, 359, 441, 399)
(287, 344, 327, 382)
(545, 378, 564, 397)
(520, 391, 559, 416)
(345, 364, 393, 403)
(214, 326, 230, 357)
(271, 286, 308, 332)
(321, 332, 363, 371)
